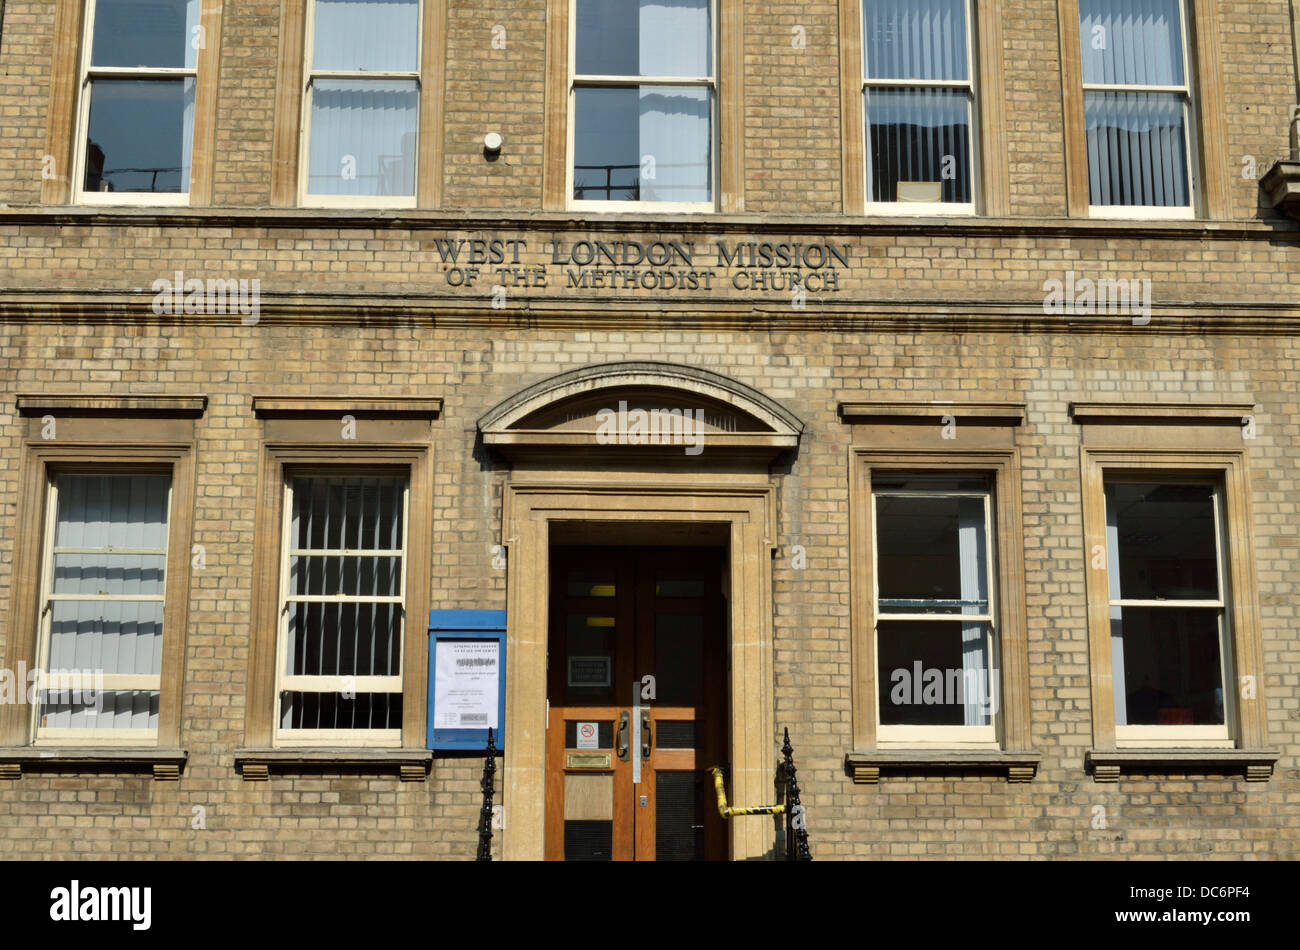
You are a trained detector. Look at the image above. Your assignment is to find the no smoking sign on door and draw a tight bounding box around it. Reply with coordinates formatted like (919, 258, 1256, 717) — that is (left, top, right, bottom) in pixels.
(576, 722, 599, 750)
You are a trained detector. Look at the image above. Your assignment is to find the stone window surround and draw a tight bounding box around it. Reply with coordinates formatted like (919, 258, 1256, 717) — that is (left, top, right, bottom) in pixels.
(1072, 401, 1278, 782)
(236, 395, 440, 782)
(542, 0, 746, 212)
(841, 402, 1036, 783)
(42, 0, 225, 206)
(0, 394, 204, 781)
(1057, 0, 1231, 219)
(838, 0, 1010, 217)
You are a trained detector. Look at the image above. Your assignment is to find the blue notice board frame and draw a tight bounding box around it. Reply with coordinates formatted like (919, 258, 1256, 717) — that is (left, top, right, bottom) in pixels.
(427, 609, 507, 751)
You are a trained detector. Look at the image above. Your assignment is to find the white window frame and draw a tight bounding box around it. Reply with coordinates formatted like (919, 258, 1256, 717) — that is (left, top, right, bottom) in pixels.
(1104, 475, 1235, 749)
(861, 0, 978, 216)
(32, 469, 172, 745)
(72, 0, 198, 206)
(567, 0, 718, 214)
(298, 0, 423, 209)
(273, 471, 410, 748)
(1082, 0, 1198, 220)
(871, 481, 1000, 748)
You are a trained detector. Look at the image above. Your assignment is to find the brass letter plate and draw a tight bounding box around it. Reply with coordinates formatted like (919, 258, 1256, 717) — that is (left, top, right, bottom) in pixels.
(566, 752, 612, 770)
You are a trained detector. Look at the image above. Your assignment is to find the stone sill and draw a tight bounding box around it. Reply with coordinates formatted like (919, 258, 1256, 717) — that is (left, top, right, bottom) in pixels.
(846, 750, 1040, 784)
(0, 747, 187, 781)
(1086, 749, 1279, 783)
(234, 747, 432, 782)
(0, 205, 1292, 240)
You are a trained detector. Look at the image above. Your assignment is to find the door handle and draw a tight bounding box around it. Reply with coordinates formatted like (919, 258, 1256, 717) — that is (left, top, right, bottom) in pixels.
(640, 708, 652, 759)
(617, 710, 630, 761)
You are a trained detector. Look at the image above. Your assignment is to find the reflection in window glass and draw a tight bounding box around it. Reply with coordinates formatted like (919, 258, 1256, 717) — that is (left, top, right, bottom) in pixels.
(573, 0, 713, 204)
(1104, 480, 1228, 730)
(84, 79, 196, 194)
(872, 475, 995, 729)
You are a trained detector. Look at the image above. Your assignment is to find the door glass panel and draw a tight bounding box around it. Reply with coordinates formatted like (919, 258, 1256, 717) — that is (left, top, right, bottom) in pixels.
(566, 565, 616, 598)
(655, 574, 705, 598)
(656, 720, 695, 749)
(656, 771, 704, 861)
(655, 614, 703, 706)
(565, 614, 616, 703)
(564, 772, 614, 861)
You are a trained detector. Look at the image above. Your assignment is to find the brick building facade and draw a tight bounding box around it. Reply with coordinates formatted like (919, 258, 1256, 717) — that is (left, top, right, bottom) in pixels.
(0, 0, 1297, 860)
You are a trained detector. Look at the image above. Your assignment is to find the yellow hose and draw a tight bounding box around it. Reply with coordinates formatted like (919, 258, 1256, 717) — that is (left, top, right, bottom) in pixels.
(708, 767, 785, 819)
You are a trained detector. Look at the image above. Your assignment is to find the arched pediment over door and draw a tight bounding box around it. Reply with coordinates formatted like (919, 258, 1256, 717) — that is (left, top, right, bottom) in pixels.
(478, 360, 804, 462)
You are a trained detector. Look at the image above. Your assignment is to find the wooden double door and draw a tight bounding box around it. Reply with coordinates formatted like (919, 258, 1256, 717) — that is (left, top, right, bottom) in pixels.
(545, 546, 729, 861)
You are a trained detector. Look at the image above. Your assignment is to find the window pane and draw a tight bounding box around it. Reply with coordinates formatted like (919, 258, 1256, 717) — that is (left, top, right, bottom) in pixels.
(865, 87, 971, 203)
(574, 85, 712, 203)
(290, 555, 402, 596)
(1079, 0, 1184, 87)
(49, 601, 164, 677)
(565, 614, 616, 703)
(55, 474, 170, 550)
(307, 80, 418, 196)
(877, 620, 994, 726)
(91, 0, 200, 69)
(863, 0, 969, 81)
(54, 554, 167, 595)
(291, 475, 406, 551)
(1085, 90, 1188, 207)
(279, 691, 402, 729)
(286, 600, 403, 677)
(576, 0, 711, 77)
(83, 78, 196, 194)
(1106, 482, 1217, 600)
(40, 690, 158, 731)
(655, 614, 703, 707)
(875, 492, 987, 612)
(312, 0, 419, 72)
(1111, 607, 1224, 725)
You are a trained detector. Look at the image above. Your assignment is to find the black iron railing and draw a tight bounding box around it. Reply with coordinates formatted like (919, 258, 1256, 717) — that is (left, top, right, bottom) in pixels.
(782, 728, 812, 861)
(476, 727, 497, 861)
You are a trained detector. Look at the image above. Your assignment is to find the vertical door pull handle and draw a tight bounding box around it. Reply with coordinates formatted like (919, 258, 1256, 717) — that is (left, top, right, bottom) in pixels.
(640, 708, 652, 759)
(617, 710, 630, 761)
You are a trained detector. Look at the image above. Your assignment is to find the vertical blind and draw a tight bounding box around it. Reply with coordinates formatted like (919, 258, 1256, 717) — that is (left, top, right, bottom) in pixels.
(280, 475, 406, 731)
(1079, 0, 1191, 207)
(863, 0, 972, 204)
(307, 0, 419, 197)
(42, 474, 170, 731)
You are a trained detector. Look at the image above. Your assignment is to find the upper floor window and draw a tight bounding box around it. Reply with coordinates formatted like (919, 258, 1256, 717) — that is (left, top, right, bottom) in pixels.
(570, 0, 714, 210)
(862, 0, 975, 213)
(1079, 0, 1195, 217)
(301, 0, 421, 206)
(75, 0, 200, 204)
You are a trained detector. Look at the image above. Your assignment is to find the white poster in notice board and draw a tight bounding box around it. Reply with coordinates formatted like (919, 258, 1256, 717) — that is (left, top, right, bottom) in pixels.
(433, 640, 500, 730)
